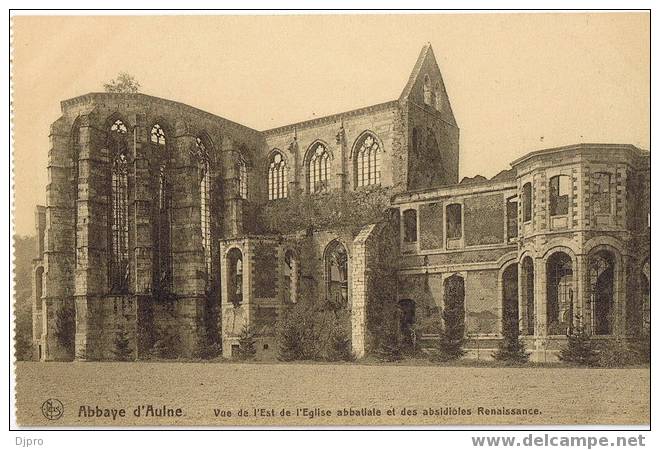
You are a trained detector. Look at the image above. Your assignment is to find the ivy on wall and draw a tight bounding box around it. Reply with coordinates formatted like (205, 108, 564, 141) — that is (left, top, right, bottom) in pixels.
(255, 186, 393, 236)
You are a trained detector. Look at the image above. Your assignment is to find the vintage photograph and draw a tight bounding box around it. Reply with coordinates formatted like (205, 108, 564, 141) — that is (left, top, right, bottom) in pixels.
(11, 12, 650, 427)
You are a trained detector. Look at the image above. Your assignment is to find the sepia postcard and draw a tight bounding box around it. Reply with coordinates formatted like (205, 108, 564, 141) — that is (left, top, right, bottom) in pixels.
(11, 12, 650, 428)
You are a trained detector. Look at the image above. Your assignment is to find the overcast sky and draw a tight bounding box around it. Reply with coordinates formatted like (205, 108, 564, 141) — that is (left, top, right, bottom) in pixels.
(12, 13, 649, 236)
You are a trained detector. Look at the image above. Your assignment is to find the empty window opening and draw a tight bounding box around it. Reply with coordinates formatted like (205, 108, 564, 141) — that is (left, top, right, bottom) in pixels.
(506, 196, 518, 240)
(547, 252, 574, 335)
(589, 250, 615, 335)
(592, 172, 612, 214)
(398, 299, 416, 351)
(237, 156, 249, 200)
(325, 240, 348, 308)
(355, 134, 381, 188)
(522, 182, 532, 222)
(108, 119, 129, 294)
(502, 264, 519, 338)
(268, 152, 288, 200)
(196, 136, 212, 287)
(403, 209, 418, 243)
(307, 143, 331, 193)
(549, 175, 571, 216)
(446, 204, 462, 240)
(227, 248, 243, 306)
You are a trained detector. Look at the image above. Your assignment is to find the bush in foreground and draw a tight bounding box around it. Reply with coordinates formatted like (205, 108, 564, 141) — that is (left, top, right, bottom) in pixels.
(492, 308, 530, 364)
(558, 323, 598, 366)
(236, 325, 257, 360)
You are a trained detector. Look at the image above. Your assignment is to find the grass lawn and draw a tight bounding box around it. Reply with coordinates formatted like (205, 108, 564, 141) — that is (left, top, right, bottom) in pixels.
(15, 361, 649, 427)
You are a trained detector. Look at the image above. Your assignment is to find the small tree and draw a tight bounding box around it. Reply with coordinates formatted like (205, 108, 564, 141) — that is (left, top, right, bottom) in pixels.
(598, 339, 638, 367)
(112, 325, 133, 361)
(276, 303, 322, 361)
(374, 326, 403, 362)
(236, 324, 257, 360)
(104, 72, 141, 93)
(558, 317, 598, 366)
(436, 283, 465, 361)
(493, 309, 530, 364)
(327, 316, 354, 362)
(151, 324, 180, 359)
(635, 326, 651, 364)
(54, 304, 75, 358)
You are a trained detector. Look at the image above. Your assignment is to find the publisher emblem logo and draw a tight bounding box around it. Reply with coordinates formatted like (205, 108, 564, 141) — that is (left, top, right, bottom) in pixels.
(41, 399, 63, 420)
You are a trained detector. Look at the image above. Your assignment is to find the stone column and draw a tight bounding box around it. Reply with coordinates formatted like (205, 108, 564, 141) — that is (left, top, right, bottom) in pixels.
(132, 113, 153, 295)
(574, 254, 587, 333)
(616, 255, 632, 338)
(517, 260, 525, 335)
(170, 125, 207, 357)
(131, 114, 154, 360)
(73, 114, 108, 360)
(351, 225, 375, 359)
(41, 116, 76, 361)
(533, 257, 547, 359)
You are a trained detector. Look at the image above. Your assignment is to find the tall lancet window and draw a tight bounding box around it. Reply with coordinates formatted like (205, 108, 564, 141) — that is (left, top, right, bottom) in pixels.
(355, 133, 381, 188)
(109, 119, 130, 293)
(268, 151, 288, 200)
(195, 136, 212, 285)
(307, 143, 331, 193)
(151, 124, 172, 293)
(237, 155, 248, 200)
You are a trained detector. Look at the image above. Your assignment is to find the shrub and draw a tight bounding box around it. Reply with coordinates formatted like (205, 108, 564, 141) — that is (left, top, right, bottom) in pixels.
(598, 339, 642, 367)
(415, 313, 443, 336)
(112, 326, 133, 361)
(54, 303, 75, 358)
(492, 335, 530, 365)
(558, 321, 598, 366)
(256, 186, 392, 235)
(374, 326, 404, 362)
(151, 324, 181, 359)
(327, 316, 354, 362)
(632, 328, 651, 364)
(276, 303, 323, 361)
(492, 308, 530, 364)
(236, 325, 257, 360)
(436, 291, 465, 361)
(193, 326, 222, 360)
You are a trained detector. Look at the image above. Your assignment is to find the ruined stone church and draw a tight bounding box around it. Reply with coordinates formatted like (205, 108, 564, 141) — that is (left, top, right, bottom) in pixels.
(31, 44, 650, 362)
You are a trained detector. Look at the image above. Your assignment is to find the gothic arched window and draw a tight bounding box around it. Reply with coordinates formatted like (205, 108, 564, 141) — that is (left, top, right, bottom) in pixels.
(195, 136, 212, 284)
(355, 133, 381, 188)
(237, 155, 248, 200)
(307, 143, 331, 193)
(150, 124, 166, 146)
(325, 240, 348, 308)
(268, 151, 288, 200)
(151, 123, 172, 293)
(109, 119, 129, 293)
